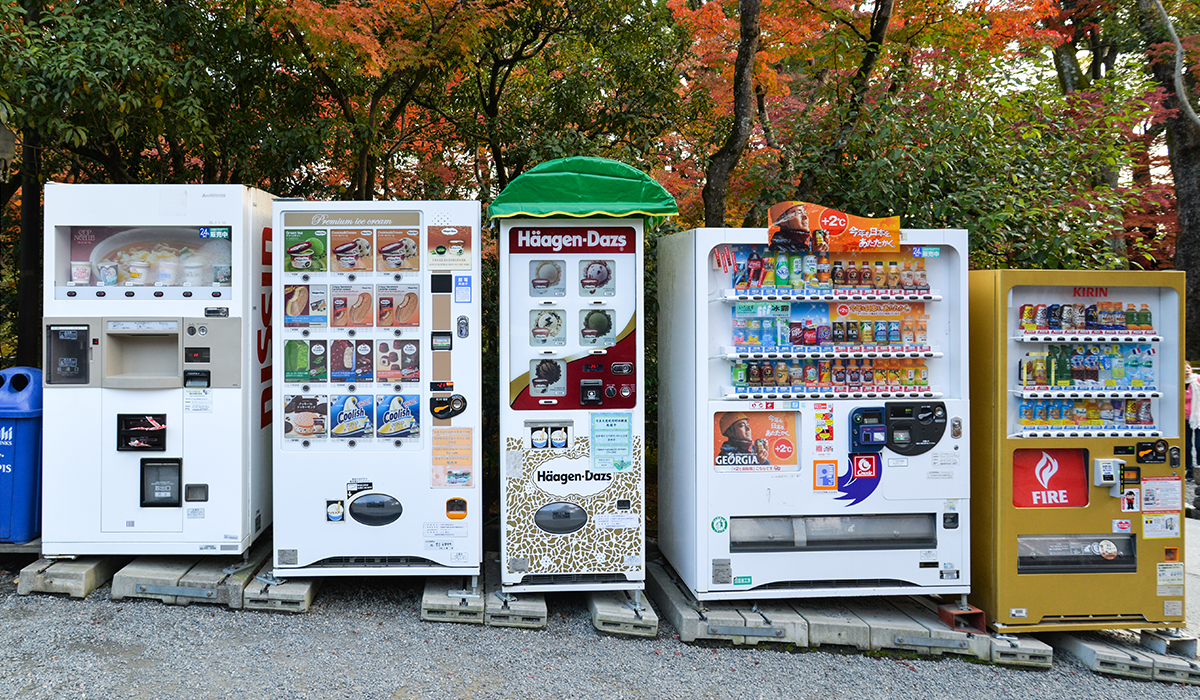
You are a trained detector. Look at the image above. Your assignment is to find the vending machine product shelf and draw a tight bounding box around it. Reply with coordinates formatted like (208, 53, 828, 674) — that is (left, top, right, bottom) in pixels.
(657, 223, 971, 601)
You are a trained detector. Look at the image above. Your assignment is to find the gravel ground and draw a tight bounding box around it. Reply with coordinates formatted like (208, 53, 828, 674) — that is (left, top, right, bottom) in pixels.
(1, 521, 1197, 700)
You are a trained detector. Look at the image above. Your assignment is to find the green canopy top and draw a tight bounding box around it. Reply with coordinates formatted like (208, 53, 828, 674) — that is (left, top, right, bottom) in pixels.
(488, 157, 678, 221)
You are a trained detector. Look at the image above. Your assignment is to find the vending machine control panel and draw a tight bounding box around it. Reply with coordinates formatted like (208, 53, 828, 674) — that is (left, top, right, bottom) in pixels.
(849, 407, 888, 452)
(885, 401, 947, 456)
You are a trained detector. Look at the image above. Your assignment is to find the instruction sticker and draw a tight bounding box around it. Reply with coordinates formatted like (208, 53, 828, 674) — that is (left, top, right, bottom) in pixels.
(184, 388, 213, 413)
(432, 428, 473, 487)
(1141, 477, 1183, 512)
(1142, 513, 1181, 539)
(591, 412, 634, 471)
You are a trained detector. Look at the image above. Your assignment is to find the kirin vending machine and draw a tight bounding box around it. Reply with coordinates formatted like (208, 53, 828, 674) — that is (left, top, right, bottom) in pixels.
(969, 269, 1186, 631)
(492, 157, 677, 592)
(271, 200, 482, 576)
(41, 183, 273, 555)
(657, 205, 971, 600)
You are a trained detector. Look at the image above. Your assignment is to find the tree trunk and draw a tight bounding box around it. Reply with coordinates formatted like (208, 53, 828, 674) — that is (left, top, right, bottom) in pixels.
(702, 0, 760, 227)
(17, 0, 42, 369)
(1138, 0, 1200, 360)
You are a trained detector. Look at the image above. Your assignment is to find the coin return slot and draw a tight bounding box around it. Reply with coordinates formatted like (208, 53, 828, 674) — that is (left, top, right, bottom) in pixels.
(185, 484, 209, 502)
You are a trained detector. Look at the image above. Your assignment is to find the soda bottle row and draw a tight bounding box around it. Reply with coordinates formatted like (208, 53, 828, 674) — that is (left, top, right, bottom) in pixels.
(733, 310, 930, 348)
(1018, 301, 1153, 333)
(1016, 344, 1155, 388)
(731, 357, 929, 391)
(731, 246, 930, 293)
(1017, 397, 1154, 427)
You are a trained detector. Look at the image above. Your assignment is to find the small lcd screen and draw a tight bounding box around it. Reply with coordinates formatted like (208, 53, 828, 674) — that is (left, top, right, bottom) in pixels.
(583, 362, 604, 373)
(862, 413, 882, 425)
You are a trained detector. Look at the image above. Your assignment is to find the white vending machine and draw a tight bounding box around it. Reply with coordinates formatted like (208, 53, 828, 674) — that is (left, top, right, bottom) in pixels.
(41, 183, 273, 556)
(657, 215, 971, 600)
(271, 200, 482, 576)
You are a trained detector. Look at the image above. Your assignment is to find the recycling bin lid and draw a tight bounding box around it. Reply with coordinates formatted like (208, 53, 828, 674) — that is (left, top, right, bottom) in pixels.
(0, 367, 42, 417)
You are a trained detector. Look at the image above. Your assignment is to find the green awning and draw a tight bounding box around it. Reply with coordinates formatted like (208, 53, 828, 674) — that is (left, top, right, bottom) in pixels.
(488, 157, 678, 220)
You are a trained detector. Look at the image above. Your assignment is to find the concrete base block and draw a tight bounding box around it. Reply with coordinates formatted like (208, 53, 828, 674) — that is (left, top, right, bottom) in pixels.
(645, 558, 707, 642)
(846, 598, 941, 654)
(241, 562, 321, 613)
(1139, 647, 1200, 685)
(1043, 633, 1154, 680)
(1140, 629, 1198, 658)
(989, 634, 1054, 668)
(421, 576, 485, 625)
(588, 589, 658, 638)
(790, 600, 871, 651)
(111, 557, 205, 603)
(484, 557, 546, 629)
(18, 557, 131, 598)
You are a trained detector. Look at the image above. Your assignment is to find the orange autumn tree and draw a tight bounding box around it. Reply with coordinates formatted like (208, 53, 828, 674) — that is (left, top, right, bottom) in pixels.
(664, 0, 1054, 227)
(270, 0, 513, 200)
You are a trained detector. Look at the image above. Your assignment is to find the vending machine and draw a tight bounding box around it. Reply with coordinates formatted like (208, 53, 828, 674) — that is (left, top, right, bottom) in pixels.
(41, 183, 273, 556)
(271, 200, 482, 576)
(492, 157, 677, 592)
(969, 269, 1186, 632)
(657, 208, 971, 601)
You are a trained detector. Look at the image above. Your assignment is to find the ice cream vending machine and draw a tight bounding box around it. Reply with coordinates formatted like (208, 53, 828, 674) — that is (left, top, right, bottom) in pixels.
(41, 183, 273, 556)
(969, 269, 1186, 631)
(271, 200, 481, 576)
(657, 213, 971, 600)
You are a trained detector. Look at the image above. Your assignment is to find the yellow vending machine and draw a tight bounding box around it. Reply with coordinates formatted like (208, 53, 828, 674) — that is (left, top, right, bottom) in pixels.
(969, 270, 1186, 632)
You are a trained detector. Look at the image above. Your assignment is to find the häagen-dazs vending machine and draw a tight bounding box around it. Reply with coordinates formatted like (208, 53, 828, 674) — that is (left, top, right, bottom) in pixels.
(969, 270, 1186, 632)
(271, 200, 482, 576)
(41, 183, 273, 556)
(492, 158, 677, 593)
(657, 203, 971, 601)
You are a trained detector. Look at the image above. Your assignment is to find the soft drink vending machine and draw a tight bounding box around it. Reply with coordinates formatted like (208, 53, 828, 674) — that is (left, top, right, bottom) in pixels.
(657, 206, 971, 600)
(41, 183, 273, 555)
(969, 269, 1186, 631)
(492, 157, 677, 592)
(271, 200, 482, 576)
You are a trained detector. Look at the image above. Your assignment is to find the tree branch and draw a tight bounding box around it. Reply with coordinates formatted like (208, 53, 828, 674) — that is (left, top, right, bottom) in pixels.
(1149, 0, 1200, 130)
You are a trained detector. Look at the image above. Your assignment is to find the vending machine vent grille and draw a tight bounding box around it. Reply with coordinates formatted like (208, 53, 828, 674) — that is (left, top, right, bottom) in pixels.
(520, 573, 628, 586)
(309, 555, 440, 568)
(752, 578, 915, 592)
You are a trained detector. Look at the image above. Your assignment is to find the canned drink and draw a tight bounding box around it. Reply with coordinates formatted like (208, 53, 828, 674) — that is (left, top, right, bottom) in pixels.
(1060, 304, 1076, 331)
(846, 320, 860, 344)
(1034, 304, 1048, 330)
(860, 321, 874, 344)
(775, 361, 790, 386)
(1137, 398, 1153, 425)
(888, 320, 901, 344)
(1084, 304, 1097, 330)
(790, 322, 805, 346)
(832, 322, 846, 343)
(761, 361, 775, 384)
(732, 363, 748, 386)
(1111, 399, 1124, 424)
(748, 361, 761, 385)
(1047, 304, 1062, 329)
(789, 363, 804, 386)
(875, 321, 889, 345)
(1019, 304, 1036, 329)
(817, 324, 832, 344)
(1125, 396, 1139, 423)
(818, 359, 832, 384)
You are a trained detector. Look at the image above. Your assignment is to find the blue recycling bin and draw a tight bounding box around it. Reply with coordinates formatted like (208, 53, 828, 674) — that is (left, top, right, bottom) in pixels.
(0, 367, 42, 543)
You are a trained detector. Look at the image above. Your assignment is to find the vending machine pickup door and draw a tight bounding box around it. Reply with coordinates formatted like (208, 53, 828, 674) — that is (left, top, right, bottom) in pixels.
(141, 458, 182, 508)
